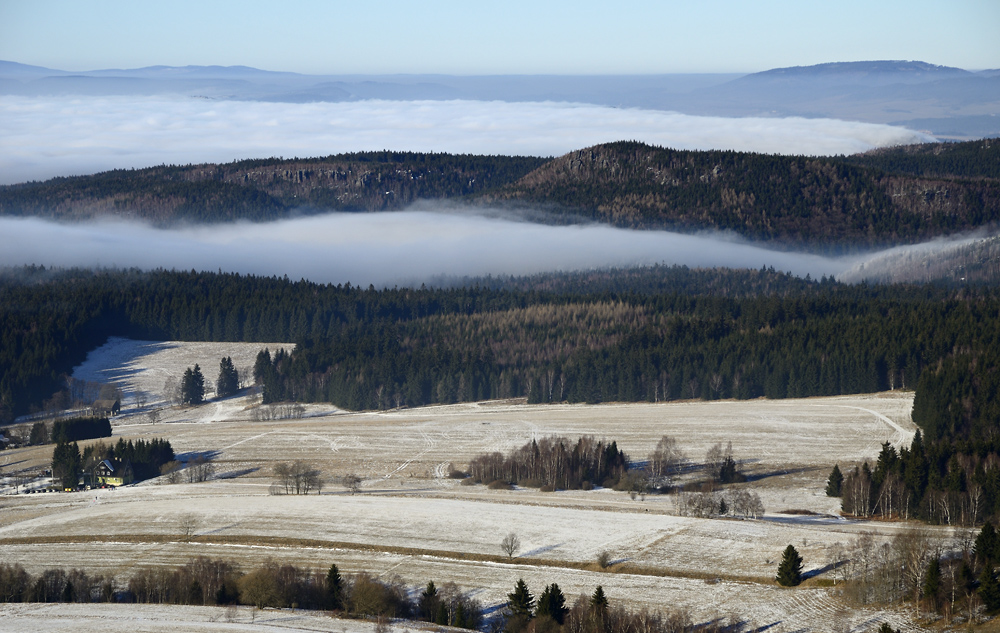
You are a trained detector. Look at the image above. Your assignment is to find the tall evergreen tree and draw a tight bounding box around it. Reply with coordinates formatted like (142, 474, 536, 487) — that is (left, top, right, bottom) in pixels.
(536, 583, 567, 624)
(181, 364, 205, 405)
(980, 566, 1000, 614)
(589, 585, 608, 615)
(923, 557, 941, 609)
(51, 440, 81, 490)
(976, 521, 999, 567)
(325, 564, 343, 610)
(419, 581, 439, 621)
(826, 464, 843, 497)
(216, 356, 239, 398)
(776, 545, 803, 586)
(507, 578, 534, 618)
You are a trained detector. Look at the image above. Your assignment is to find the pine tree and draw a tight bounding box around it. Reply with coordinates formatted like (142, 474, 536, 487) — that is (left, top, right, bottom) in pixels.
(826, 464, 843, 497)
(776, 544, 803, 586)
(181, 365, 205, 405)
(52, 439, 81, 490)
(419, 581, 439, 621)
(216, 356, 239, 398)
(980, 565, 1000, 614)
(536, 583, 567, 624)
(507, 578, 534, 618)
(976, 521, 999, 567)
(325, 564, 342, 610)
(923, 557, 941, 609)
(589, 585, 608, 615)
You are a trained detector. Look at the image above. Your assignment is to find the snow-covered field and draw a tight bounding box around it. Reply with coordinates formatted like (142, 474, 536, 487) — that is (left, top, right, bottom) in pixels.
(71, 337, 293, 407)
(0, 602, 383, 633)
(0, 339, 940, 631)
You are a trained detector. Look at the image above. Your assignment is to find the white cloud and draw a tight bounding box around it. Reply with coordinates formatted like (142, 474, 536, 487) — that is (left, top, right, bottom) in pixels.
(0, 210, 861, 287)
(0, 96, 935, 184)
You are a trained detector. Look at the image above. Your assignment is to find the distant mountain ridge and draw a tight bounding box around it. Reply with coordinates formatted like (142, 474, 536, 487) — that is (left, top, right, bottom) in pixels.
(2, 58, 996, 138)
(741, 60, 972, 83)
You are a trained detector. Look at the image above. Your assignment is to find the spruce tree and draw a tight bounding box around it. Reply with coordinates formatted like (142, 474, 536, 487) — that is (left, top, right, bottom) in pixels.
(923, 557, 941, 608)
(980, 565, 1000, 614)
(181, 365, 205, 405)
(536, 583, 567, 624)
(776, 544, 803, 586)
(507, 578, 534, 618)
(216, 356, 239, 398)
(589, 585, 608, 615)
(826, 464, 843, 497)
(419, 581, 439, 621)
(325, 564, 343, 610)
(976, 521, 999, 566)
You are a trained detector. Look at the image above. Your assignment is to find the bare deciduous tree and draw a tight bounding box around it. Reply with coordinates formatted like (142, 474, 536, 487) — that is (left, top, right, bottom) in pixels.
(179, 513, 199, 540)
(647, 435, 686, 487)
(187, 455, 215, 483)
(500, 532, 520, 559)
(342, 473, 362, 495)
(273, 460, 323, 495)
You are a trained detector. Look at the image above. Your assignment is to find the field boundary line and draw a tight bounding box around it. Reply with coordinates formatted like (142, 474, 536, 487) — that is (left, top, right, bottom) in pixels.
(0, 534, 774, 585)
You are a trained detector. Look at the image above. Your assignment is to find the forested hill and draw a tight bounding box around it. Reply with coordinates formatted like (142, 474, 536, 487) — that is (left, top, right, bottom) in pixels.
(483, 141, 1000, 249)
(842, 138, 1000, 180)
(2, 141, 999, 249)
(0, 152, 549, 224)
(2, 265, 999, 447)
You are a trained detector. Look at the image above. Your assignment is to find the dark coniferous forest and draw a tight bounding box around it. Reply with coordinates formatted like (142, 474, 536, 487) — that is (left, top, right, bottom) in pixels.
(1, 265, 998, 450)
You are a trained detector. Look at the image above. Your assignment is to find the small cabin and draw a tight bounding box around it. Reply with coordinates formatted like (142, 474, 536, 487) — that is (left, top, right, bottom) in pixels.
(92, 398, 121, 417)
(94, 459, 133, 486)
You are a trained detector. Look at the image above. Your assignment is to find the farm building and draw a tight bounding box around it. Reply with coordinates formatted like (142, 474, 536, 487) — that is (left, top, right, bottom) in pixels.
(93, 459, 133, 486)
(91, 398, 120, 417)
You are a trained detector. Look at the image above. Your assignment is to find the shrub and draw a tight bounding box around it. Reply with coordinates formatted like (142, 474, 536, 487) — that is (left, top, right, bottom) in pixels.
(488, 480, 513, 490)
(596, 551, 612, 569)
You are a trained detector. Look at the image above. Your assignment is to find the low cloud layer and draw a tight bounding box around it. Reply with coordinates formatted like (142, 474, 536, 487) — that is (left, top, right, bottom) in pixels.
(0, 210, 863, 287)
(0, 96, 935, 184)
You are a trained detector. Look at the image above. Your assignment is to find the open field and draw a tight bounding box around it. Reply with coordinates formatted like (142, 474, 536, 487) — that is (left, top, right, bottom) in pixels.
(0, 339, 944, 631)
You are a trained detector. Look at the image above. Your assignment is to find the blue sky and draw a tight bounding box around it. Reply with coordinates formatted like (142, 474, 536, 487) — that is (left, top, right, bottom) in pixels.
(1, 0, 998, 74)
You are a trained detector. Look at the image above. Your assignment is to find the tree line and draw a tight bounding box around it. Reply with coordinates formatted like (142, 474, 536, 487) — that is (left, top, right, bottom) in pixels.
(3, 265, 1000, 457)
(0, 558, 739, 632)
(468, 436, 629, 491)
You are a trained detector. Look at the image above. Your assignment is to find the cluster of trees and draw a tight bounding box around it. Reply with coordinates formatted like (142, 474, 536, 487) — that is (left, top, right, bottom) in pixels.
(216, 357, 239, 398)
(467, 436, 629, 490)
(830, 524, 1000, 623)
(828, 430, 1000, 526)
(50, 417, 112, 443)
(672, 488, 764, 519)
(499, 579, 731, 633)
(180, 365, 205, 405)
(270, 460, 322, 495)
(51, 437, 175, 489)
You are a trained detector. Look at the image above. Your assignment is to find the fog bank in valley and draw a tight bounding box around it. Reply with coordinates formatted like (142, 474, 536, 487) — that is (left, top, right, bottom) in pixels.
(1, 210, 864, 287)
(0, 96, 935, 185)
